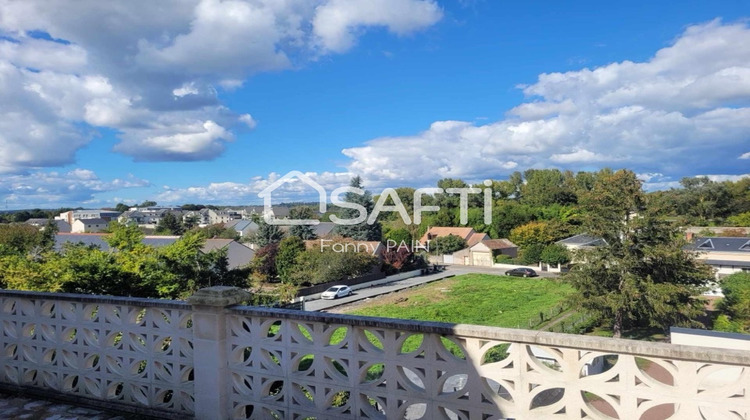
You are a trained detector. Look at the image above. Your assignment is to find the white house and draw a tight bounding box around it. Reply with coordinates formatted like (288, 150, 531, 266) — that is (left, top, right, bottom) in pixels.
(71, 218, 108, 233)
(686, 236, 750, 279)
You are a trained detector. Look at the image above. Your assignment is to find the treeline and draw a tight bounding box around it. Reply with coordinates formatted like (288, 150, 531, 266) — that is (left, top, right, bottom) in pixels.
(0, 208, 78, 224)
(364, 169, 749, 263)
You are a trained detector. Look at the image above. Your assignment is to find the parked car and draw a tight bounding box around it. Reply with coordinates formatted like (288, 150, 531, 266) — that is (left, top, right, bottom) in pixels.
(504, 267, 538, 277)
(321, 285, 353, 300)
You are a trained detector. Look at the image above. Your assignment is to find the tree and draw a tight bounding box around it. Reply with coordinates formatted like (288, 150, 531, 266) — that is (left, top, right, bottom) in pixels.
(183, 215, 199, 230)
(155, 212, 184, 235)
(291, 247, 378, 286)
(115, 203, 130, 213)
(521, 169, 577, 207)
(276, 237, 306, 283)
(199, 223, 239, 240)
(384, 228, 411, 246)
(566, 169, 712, 338)
(0, 223, 45, 256)
(727, 211, 750, 227)
(39, 219, 59, 253)
(676, 177, 732, 224)
(252, 218, 284, 247)
(251, 243, 280, 281)
(333, 176, 382, 241)
(429, 234, 467, 255)
(288, 207, 318, 240)
(157, 231, 239, 298)
(509, 221, 555, 249)
(383, 247, 417, 273)
(540, 244, 571, 266)
(490, 201, 535, 238)
(139, 200, 157, 207)
(519, 243, 544, 264)
(105, 222, 145, 252)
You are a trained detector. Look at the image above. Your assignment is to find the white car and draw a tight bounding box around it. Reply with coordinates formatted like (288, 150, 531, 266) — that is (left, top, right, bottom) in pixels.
(321, 285, 353, 300)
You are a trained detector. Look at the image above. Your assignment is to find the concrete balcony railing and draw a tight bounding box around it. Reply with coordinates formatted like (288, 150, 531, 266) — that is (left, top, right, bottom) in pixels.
(0, 287, 749, 419)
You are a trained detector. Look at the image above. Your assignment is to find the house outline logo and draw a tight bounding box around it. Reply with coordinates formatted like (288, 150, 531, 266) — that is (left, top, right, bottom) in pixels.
(257, 170, 326, 225)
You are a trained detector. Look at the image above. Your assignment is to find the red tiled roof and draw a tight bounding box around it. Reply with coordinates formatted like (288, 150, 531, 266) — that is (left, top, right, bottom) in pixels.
(420, 227, 488, 247)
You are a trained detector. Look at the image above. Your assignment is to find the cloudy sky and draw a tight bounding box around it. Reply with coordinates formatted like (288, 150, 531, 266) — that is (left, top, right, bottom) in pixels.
(0, 0, 748, 208)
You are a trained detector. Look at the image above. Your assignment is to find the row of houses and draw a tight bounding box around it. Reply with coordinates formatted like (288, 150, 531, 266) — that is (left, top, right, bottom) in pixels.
(42, 206, 296, 233)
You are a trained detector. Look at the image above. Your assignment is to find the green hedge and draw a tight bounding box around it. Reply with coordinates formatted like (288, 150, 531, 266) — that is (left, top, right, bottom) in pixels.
(718, 272, 750, 333)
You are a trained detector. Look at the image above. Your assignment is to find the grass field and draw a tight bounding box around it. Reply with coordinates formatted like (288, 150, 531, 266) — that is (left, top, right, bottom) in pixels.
(336, 273, 574, 328)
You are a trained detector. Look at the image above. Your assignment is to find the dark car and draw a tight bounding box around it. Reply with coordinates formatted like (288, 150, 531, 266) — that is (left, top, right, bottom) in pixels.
(504, 267, 538, 277)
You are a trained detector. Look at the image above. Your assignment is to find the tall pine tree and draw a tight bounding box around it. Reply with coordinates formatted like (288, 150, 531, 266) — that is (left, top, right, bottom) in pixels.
(333, 176, 382, 241)
(566, 169, 712, 338)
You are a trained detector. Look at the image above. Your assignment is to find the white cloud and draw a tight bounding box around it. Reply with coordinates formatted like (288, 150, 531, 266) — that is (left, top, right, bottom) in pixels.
(116, 120, 233, 161)
(0, 0, 442, 171)
(636, 172, 664, 183)
(550, 149, 620, 164)
(239, 114, 257, 129)
(312, 0, 442, 53)
(740, 152, 750, 159)
(156, 170, 355, 204)
(0, 170, 150, 208)
(340, 20, 750, 184)
(697, 173, 750, 183)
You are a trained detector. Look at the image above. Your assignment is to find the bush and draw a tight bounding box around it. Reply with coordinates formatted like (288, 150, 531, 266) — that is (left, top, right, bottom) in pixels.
(495, 254, 512, 263)
(713, 314, 744, 333)
(718, 273, 750, 330)
(291, 248, 378, 286)
(540, 244, 571, 266)
(429, 234, 467, 255)
(519, 243, 545, 264)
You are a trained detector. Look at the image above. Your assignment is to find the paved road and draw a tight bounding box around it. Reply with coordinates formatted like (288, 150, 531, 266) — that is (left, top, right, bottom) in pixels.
(305, 264, 559, 312)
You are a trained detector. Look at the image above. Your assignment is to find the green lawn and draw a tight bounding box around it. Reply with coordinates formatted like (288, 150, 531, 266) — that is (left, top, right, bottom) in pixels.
(342, 273, 573, 328)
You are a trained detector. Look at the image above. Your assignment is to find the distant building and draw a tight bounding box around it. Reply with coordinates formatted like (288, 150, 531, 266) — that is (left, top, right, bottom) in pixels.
(201, 239, 255, 269)
(685, 236, 750, 279)
(183, 209, 211, 227)
(467, 239, 519, 266)
(240, 206, 291, 220)
(225, 219, 259, 237)
(56, 210, 121, 225)
(208, 209, 241, 225)
(71, 218, 108, 233)
(119, 208, 184, 228)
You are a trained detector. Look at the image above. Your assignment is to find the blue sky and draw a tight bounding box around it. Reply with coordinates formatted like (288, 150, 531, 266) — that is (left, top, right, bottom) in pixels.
(0, 0, 748, 209)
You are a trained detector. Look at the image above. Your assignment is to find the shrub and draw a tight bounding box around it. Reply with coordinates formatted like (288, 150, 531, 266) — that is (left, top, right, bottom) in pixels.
(713, 314, 744, 333)
(429, 234, 467, 255)
(718, 272, 750, 330)
(495, 254, 512, 263)
(291, 248, 378, 286)
(520, 243, 545, 264)
(540, 244, 571, 266)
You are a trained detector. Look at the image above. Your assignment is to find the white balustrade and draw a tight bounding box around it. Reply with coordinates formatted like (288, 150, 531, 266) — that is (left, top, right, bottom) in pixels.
(1, 287, 749, 419)
(0, 291, 194, 416)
